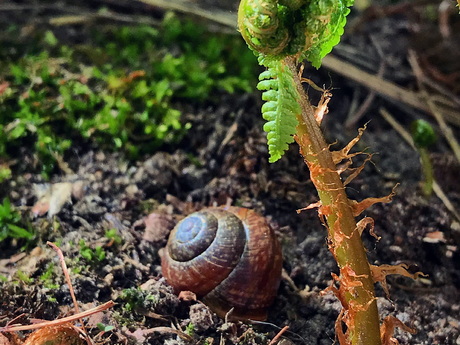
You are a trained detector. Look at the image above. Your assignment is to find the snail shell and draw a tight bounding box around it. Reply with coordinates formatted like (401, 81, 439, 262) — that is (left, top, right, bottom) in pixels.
(161, 206, 282, 321)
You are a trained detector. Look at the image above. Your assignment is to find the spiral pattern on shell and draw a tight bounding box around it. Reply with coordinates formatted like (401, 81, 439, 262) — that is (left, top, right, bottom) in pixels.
(161, 207, 282, 321)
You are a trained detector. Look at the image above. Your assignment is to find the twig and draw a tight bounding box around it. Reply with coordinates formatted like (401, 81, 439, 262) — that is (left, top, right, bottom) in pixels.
(345, 35, 386, 128)
(379, 108, 460, 222)
(268, 325, 289, 345)
(4, 314, 26, 328)
(345, 61, 385, 128)
(379, 108, 414, 145)
(407, 50, 460, 163)
(322, 54, 460, 127)
(47, 242, 81, 316)
(47, 241, 93, 343)
(0, 301, 115, 332)
(135, 0, 235, 27)
(0, 4, 81, 12)
(438, 0, 452, 39)
(149, 326, 193, 341)
(281, 269, 300, 293)
(122, 254, 150, 272)
(49, 12, 158, 26)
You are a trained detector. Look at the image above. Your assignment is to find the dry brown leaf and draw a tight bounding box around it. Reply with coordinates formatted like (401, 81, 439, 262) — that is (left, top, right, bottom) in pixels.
(143, 213, 175, 243)
(331, 125, 367, 165)
(22, 323, 86, 345)
(0, 81, 9, 96)
(48, 182, 73, 217)
(422, 231, 445, 243)
(0, 333, 11, 345)
(32, 182, 73, 217)
(0, 333, 21, 345)
(356, 217, 380, 240)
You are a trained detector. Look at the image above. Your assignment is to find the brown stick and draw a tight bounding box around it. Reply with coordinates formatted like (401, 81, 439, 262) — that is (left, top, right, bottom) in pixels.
(268, 326, 289, 345)
(0, 301, 115, 332)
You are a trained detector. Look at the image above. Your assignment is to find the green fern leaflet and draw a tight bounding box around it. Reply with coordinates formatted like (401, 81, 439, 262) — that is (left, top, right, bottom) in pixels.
(257, 59, 300, 162)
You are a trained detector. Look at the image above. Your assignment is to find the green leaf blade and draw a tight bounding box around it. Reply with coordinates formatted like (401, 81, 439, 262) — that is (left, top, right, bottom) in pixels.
(257, 60, 300, 162)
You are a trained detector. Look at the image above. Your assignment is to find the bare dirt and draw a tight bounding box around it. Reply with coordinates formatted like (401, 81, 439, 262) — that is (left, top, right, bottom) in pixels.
(1, 1, 460, 344)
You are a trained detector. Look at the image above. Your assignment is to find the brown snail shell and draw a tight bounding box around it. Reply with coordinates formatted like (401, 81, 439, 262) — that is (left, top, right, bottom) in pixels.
(160, 206, 282, 321)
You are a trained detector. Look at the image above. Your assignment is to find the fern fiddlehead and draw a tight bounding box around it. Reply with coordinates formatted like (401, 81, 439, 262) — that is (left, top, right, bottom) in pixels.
(238, 0, 353, 162)
(238, 0, 290, 55)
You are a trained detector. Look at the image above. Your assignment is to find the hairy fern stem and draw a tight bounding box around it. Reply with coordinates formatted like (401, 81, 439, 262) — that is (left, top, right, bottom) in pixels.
(285, 56, 382, 345)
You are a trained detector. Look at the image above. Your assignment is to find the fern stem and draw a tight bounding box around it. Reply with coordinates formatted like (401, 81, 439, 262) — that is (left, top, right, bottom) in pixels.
(284, 56, 382, 345)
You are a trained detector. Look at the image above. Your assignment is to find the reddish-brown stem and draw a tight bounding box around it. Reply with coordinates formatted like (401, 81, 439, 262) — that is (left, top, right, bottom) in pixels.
(285, 56, 382, 345)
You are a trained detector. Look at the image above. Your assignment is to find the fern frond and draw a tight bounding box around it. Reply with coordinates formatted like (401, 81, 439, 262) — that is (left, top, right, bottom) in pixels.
(257, 59, 300, 162)
(302, 0, 354, 68)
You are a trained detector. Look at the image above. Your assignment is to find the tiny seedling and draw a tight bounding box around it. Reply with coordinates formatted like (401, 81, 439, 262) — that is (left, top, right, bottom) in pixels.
(96, 323, 115, 332)
(0, 198, 34, 244)
(411, 119, 437, 196)
(15, 270, 33, 284)
(104, 228, 122, 246)
(0, 165, 12, 182)
(39, 262, 60, 290)
(119, 287, 158, 314)
(79, 240, 106, 263)
(119, 287, 145, 312)
(185, 323, 195, 337)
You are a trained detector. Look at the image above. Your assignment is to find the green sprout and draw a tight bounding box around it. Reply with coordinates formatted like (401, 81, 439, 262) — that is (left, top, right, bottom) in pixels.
(97, 323, 115, 332)
(105, 228, 122, 246)
(119, 287, 145, 312)
(79, 240, 106, 263)
(39, 262, 60, 290)
(0, 198, 35, 244)
(411, 119, 437, 196)
(15, 270, 33, 284)
(0, 165, 12, 182)
(185, 323, 195, 336)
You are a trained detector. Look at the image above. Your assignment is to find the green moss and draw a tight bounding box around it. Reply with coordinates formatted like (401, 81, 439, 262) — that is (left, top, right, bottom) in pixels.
(0, 13, 258, 177)
(105, 228, 122, 246)
(185, 323, 195, 336)
(15, 270, 33, 284)
(39, 262, 60, 290)
(79, 240, 106, 263)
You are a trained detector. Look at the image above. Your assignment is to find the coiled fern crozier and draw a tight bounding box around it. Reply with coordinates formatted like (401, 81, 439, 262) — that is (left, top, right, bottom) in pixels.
(239, 1, 421, 345)
(239, 0, 352, 161)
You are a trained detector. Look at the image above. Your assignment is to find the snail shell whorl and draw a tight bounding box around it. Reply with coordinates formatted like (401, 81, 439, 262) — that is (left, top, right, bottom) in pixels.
(161, 207, 282, 320)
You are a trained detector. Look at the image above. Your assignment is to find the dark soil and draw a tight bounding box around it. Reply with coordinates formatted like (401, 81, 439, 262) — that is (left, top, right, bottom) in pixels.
(1, 1, 460, 345)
